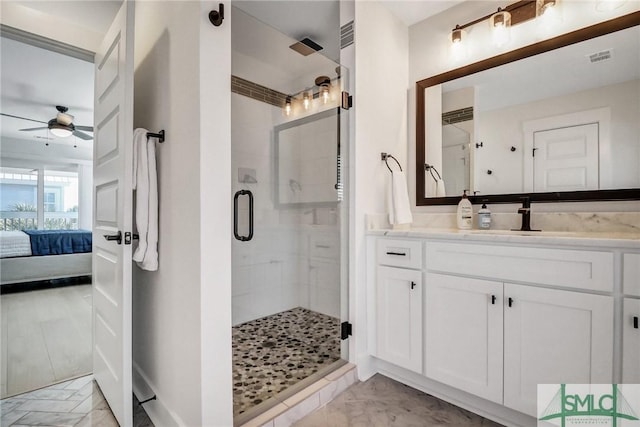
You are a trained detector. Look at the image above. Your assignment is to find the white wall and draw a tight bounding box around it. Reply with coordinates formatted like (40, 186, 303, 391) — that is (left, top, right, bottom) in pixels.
(408, 1, 640, 213)
(132, 1, 232, 426)
(353, 0, 408, 373)
(475, 79, 640, 194)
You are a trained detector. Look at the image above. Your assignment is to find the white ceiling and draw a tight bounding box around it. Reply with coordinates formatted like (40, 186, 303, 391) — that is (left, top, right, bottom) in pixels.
(0, 36, 95, 147)
(14, 1, 122, 35)
(381, 0, 466, 26)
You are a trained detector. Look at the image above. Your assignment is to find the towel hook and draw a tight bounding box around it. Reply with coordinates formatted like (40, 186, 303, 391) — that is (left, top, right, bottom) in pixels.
(381, 152, 403, 173)
(146, 130, 165, 143)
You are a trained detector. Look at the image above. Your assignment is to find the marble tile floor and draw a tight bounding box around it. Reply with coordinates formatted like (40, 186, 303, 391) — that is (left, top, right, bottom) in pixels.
(233, 307, 341, 417)
(294, 374, 505, 427)
(0, 375, 154, 427)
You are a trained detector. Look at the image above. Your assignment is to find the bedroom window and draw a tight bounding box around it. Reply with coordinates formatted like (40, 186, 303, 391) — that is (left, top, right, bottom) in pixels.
(44, 170, 79, 230)
(0, 167, 38, 231)
(0, 167, 80, 231)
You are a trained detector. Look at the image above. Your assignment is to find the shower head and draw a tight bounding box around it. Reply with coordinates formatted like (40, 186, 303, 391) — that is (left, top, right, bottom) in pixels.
(289, 37, 323, 56)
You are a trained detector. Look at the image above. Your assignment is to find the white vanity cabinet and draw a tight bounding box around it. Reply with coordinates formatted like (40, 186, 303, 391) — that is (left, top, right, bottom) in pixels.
(369, 234, 627, 424)
(622, 298, 640, 383)
(424, 273, 503, 403)
(374, 239, 423, 373)
(376, 266, 422, 373)
(503, 284, 613, 416)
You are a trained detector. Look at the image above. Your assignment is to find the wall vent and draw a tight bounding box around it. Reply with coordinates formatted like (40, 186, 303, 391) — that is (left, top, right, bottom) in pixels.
(588, 49, 613, 63)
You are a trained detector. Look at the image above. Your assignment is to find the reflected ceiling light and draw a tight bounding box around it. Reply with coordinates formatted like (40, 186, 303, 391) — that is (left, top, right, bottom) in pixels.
(303, 91, 311, 110)
(595, 0, 626, 11)
(284, 96, 292, 116)
(315, 76, 331, 104)
(490, 8, 511, 47)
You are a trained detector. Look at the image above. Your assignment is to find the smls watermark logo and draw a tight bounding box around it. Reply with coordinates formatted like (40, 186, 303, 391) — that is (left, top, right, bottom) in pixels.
(538, 384, 640, 426)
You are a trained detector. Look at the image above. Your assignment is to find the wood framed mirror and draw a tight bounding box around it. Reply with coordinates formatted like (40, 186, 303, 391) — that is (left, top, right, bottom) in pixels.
(416, 11, 640, 205)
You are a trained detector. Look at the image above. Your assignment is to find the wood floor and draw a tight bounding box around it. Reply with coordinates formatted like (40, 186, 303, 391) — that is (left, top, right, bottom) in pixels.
(1, 284, 92, 399)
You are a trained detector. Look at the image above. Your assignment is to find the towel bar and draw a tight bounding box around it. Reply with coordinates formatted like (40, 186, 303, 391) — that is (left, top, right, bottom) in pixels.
(146, 130, 165, 143)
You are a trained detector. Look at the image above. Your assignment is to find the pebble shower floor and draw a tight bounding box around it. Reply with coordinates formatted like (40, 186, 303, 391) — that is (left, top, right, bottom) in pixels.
(232, 307, 341, 416)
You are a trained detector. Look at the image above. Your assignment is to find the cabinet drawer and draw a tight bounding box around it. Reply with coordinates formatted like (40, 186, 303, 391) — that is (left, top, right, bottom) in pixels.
(426, 242, 613, 292)
(377, 239, 422, 269)
(623, 253, 640, 297)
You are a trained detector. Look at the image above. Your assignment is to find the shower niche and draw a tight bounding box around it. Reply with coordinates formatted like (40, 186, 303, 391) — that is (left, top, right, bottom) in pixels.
(230, 4, 349, 423)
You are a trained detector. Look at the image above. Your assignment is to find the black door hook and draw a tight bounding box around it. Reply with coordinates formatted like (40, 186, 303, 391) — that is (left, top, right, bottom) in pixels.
(209, 3, 224, 27)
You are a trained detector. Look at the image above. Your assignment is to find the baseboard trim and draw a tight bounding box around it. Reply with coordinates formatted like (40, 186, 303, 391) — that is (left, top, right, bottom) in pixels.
(133, 362, 187, 427)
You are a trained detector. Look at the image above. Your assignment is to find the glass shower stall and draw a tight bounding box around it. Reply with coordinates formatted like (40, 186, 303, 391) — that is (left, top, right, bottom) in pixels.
(230, 5, 349, 423)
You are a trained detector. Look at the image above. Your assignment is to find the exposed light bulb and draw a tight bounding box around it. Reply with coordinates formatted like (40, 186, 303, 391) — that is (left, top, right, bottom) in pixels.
(450, 25, 467, 62)
(303, 91, 311, 110)
(538, 0, 562, 36)
(490, 9, 511, 48)
(284, 96, 292, 116)
(321, 85, 330, 104)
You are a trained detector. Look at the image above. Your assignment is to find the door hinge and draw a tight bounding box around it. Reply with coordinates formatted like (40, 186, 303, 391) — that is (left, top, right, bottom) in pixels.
(124, 232, 140, 245)
(341, 321, 353, 340)
(341, 91, 352, 110)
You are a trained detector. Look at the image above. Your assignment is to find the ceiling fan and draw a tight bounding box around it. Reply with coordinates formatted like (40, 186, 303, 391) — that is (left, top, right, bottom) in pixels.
(1, 105, 94, 140)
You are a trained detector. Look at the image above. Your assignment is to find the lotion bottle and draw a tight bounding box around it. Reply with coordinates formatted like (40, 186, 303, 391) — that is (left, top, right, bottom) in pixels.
(456, 190, 473, 230)
(478, 200, 492, 229)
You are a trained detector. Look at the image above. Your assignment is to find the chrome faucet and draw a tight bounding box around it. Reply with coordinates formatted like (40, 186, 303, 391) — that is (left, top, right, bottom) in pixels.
(514, 197, 540, 232)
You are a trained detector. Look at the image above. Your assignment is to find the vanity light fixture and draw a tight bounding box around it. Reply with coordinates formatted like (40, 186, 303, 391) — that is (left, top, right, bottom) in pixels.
(284, 96, 292, 116)
(451, 25, 467, 61)
(490, 8, 512, 47)
(315, 76, 331, 104)
(303, 91, 311, 110)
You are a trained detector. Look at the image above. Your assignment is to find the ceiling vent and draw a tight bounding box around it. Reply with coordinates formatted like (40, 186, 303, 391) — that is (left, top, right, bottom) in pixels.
(289, 37, 323, 56)
(588, 49, 613, 63)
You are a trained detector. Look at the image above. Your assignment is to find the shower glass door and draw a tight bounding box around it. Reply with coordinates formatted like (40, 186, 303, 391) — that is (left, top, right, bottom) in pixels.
(231, 6, 349, 423)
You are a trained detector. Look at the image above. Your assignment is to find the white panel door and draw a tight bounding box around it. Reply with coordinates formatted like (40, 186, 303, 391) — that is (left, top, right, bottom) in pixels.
(622, 298, 640, 383)
(92, 1, 135, 425)
(503, 284, 613, 417)
(533, 123, 599, 192)
(425, 273, 503, 403)
(376, 266, 422, 373)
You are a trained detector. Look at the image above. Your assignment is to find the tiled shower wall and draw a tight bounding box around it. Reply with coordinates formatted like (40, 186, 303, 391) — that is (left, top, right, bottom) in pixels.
(231, 93, 341, 325)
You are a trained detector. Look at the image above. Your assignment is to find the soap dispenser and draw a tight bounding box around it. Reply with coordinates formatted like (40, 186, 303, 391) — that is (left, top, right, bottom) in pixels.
(478, 200, 492, 229)
(456, 190, 473, 230)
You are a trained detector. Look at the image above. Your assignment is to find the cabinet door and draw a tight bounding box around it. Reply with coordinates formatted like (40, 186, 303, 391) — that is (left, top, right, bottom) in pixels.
(425, 273, 503, 403)
(504, 284, 613, 416)
(623, 298, 640, 383)
(376, 266, 422, 373)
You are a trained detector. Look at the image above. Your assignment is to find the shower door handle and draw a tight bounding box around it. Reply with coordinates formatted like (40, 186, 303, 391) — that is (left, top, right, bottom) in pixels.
(233, 190, 254, 242)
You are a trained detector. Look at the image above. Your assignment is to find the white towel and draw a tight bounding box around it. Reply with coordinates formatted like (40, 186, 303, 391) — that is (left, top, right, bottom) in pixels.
(132, 128, 159, 271)
(387, 171, 413, 225)
(436, 179, 446, 197)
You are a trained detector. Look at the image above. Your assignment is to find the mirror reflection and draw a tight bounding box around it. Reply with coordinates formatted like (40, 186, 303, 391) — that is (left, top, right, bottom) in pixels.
(424, 24, 640, 199)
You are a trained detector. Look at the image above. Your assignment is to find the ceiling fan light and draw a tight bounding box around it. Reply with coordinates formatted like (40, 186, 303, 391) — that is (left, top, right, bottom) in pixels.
(50, 124, 73, 138)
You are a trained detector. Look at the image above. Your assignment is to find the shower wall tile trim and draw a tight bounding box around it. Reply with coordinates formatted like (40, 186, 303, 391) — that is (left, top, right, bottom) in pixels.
(232, 75, 288, 107)
(442, 106, 474, 125)
(341, 21, 354, 49)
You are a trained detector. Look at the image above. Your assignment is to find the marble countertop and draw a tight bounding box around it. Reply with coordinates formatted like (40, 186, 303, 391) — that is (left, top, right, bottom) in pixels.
(368, 227, 640, 249)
